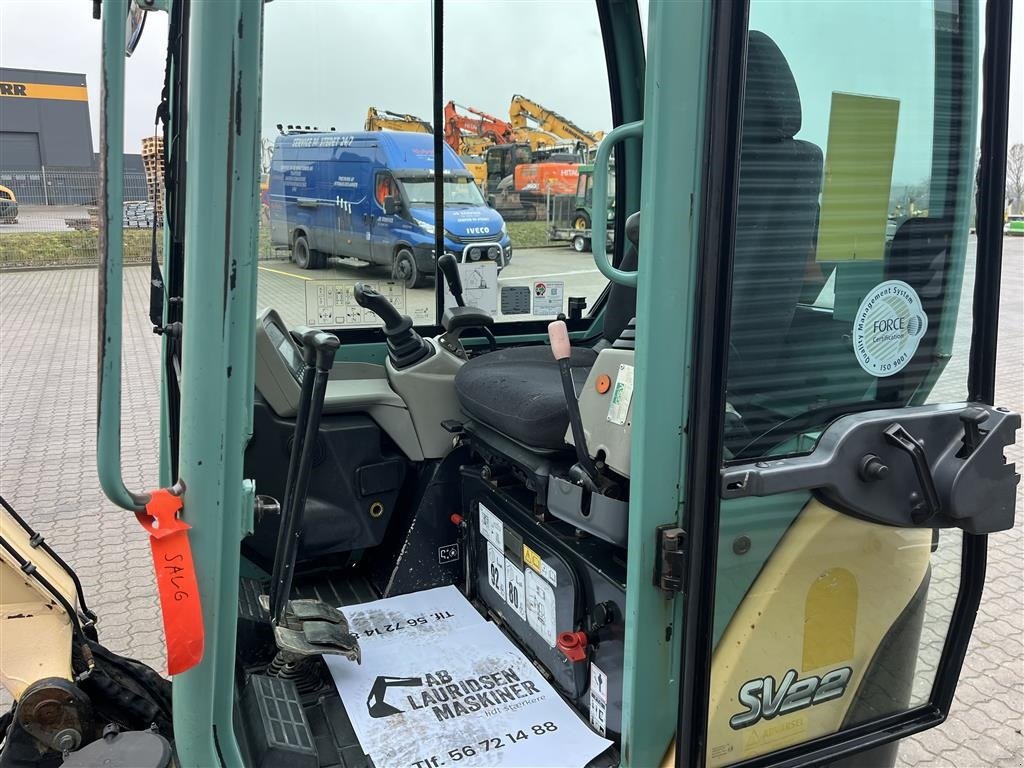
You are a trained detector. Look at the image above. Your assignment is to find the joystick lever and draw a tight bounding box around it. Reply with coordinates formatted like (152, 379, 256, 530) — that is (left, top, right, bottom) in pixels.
(549, 321, 602, 491)
(437, 253, 465, 307)
(354, 283, 431, 369)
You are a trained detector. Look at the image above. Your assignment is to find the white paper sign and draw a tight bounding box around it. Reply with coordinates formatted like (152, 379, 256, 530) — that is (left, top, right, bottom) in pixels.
(327, 616, 612, 768)
(342, 586, 485, 646)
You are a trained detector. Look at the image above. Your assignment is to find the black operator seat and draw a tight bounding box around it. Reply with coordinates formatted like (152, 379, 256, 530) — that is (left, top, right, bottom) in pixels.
(454, 30, 820, 451)
(453, 216, 639, 451)
(727, 31, 823, 398)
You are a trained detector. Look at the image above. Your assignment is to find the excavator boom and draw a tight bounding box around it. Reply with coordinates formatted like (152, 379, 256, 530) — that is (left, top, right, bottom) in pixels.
(365, 107, 432, 134)
(508, 94, 603, 148)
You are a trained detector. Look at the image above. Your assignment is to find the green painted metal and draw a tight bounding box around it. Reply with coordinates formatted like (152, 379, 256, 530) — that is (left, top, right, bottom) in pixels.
(591, 121, 643, 287)
(619, 2, 711, 766)
(170, 1, 264, 765)
(97, 0, 149, 513)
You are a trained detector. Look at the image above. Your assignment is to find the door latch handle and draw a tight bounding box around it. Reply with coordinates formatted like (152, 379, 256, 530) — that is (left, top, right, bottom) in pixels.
(884, 423, 941, 524)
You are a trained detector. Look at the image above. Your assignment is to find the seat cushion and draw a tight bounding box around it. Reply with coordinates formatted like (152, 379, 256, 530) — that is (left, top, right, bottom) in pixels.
(454, 345, 598, 450)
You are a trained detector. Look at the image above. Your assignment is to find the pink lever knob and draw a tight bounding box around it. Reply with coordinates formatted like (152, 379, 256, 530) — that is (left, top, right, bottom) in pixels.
(548, 320, 571, 361)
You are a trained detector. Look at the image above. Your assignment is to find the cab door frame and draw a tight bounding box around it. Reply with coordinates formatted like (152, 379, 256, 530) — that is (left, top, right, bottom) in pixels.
(672, 1, 1016, 767)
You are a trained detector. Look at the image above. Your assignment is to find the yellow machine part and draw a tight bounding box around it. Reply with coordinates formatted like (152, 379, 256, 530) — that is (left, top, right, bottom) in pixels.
(0, 507, 77, 699)
(461, 157, 487, 188)
(657, 499, 931, 767)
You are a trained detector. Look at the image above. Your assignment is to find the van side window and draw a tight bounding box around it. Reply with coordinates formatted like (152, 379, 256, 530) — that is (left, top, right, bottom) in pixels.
(375, 174, 397, 209)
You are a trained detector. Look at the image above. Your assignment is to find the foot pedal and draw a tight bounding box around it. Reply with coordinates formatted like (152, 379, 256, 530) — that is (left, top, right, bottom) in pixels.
(242, 674, 317, 768)
(260, 596, 362, 664)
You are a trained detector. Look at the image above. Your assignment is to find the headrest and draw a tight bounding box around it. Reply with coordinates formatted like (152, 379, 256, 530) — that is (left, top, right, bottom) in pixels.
(625, 211, 641, 246)
(744, 31, 802, 141)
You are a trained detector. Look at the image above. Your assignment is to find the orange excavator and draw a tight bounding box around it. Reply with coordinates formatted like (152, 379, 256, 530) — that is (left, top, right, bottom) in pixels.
(443, 100, 583, 219)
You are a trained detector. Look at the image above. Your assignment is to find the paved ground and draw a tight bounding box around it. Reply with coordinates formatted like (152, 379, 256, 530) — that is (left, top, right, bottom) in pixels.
(0, 239, 1021, 766)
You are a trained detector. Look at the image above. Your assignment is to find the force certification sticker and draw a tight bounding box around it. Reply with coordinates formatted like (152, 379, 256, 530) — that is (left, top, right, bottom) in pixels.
(852, 280, 928, 377)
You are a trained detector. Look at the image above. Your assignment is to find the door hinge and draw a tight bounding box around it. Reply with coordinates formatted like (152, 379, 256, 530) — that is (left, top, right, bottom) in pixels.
(654, 525, 686, 595)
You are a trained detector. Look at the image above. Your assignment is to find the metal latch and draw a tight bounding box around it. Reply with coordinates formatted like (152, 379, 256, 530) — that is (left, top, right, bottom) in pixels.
(654, 525, 686, 595)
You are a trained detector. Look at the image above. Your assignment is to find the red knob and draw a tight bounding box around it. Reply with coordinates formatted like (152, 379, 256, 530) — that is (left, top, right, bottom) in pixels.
(450, 513, 464, 526)
(556, 631, 588, 662)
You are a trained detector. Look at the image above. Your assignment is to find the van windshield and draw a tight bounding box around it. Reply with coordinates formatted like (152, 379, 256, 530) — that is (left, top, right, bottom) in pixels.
(400, 177, 485, 206)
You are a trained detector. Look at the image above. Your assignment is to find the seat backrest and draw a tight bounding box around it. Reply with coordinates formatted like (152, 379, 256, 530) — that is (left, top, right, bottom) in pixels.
(727, 31, 823, 395)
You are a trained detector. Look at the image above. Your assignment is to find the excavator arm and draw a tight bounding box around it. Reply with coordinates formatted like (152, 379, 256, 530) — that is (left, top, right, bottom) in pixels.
(365, 107, 433, 134)
(508, 94, 603, 147)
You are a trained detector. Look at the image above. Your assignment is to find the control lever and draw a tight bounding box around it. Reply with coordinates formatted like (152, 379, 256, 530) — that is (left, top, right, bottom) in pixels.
(549, 321, 602, 491)
(437, 253, 464, 307)
(354, 283, 431, 368)
(884, 423, 941, 524)
(270, 330, 340, 626)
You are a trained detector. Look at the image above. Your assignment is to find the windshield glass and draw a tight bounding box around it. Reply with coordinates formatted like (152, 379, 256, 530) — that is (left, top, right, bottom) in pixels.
(400, 177, 484, 206)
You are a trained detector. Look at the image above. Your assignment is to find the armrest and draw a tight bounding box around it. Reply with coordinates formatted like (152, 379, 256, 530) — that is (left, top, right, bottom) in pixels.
(442, 306, 495, 332)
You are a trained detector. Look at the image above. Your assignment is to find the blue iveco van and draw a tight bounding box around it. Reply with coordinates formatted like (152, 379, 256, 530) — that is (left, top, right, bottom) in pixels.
(269, 131, 512, 288)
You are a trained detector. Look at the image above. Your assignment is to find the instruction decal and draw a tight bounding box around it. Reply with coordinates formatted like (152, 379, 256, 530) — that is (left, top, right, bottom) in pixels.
(326, 596, 612, 767)
(852, 280, 928, 377)
(306, 279, 406, 327)
(533, 280, 565, 316)
(589, 664, 608, 737)
(606, 364, 634, 425)
(478, 503, 504, 550)
(444, 262, 499, 317)
(525, 568, 557, 647)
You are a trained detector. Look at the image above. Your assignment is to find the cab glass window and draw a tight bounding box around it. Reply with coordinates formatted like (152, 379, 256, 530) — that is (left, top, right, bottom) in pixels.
(257, 1, 613, 331)
(705, 3, 978, 765)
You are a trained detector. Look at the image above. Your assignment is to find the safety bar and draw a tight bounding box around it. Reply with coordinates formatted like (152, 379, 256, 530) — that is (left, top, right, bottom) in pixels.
(592, 120, 643, 287)
(97, 0, 150, 512)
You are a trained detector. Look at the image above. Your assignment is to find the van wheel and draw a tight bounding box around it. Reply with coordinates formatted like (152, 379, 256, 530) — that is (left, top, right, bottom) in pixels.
(394, 248, 427, 289)
(292, 234, 316, 269)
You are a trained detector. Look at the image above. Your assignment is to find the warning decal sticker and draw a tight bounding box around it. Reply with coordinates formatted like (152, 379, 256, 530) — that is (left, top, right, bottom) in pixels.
(326, 592, 611, 767)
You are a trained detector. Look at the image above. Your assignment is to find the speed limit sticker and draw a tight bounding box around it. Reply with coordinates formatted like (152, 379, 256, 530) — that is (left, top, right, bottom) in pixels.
(504, 559, 527, 619)
(487, 543, 505, 599)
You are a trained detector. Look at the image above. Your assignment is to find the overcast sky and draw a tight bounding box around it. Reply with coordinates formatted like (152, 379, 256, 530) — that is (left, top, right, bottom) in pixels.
(0, 0, 1020, 163)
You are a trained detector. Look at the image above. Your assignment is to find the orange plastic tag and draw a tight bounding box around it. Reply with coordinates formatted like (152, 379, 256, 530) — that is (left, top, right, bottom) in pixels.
(136, 489, 204, 675)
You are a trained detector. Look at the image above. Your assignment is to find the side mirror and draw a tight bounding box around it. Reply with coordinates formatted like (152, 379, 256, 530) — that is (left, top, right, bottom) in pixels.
(383, 196, 400, 216)
(486, 196, 496, 208)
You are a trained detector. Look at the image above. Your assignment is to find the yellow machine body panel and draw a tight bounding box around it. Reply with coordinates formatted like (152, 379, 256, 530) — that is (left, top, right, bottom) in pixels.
(705, 500, 931, 766)
(0, 507, 76, 698)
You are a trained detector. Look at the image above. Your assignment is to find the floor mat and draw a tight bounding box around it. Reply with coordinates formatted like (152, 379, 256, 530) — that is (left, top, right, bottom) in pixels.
(325, 586, 612, 768)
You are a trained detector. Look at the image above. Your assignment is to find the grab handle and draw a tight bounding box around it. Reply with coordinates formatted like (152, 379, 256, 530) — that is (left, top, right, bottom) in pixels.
(592, 120, 643, 287)
(97, 0, 150, 512)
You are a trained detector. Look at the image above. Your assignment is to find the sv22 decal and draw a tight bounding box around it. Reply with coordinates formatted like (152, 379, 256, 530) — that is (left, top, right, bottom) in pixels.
(729, 666, 853, 730)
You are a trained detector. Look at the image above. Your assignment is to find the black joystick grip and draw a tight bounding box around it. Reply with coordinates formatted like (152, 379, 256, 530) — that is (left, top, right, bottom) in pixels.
(437, 254, 464, 307)
(354, 283, 404, 330)
(352, 283, 432, 369)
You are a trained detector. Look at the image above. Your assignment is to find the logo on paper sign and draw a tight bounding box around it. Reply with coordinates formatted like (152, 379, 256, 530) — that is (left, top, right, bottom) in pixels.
(535, 282, 547, 296)
(852, 280, 928, 377)
(366, 669, 542, 721)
